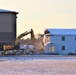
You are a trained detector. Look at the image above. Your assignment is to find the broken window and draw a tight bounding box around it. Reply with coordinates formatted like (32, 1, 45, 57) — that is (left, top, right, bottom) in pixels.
(49, 46, 54, 52)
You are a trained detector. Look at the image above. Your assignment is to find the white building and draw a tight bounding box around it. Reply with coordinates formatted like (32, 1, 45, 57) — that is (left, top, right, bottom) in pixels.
(45, 29, 76, 55)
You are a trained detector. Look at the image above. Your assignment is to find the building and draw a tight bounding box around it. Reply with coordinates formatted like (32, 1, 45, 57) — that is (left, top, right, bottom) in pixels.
(45, 29, 76, 55)
(0, 9, 18, 45)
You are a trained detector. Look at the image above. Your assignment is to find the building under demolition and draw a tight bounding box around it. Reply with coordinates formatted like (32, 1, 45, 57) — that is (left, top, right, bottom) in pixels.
(45, 29, 76, 55)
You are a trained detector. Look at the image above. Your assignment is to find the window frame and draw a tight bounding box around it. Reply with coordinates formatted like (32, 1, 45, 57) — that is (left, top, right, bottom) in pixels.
(62, 36, 65, 41)
(75, 36, 76, 41)
(62, 46, 65, 50)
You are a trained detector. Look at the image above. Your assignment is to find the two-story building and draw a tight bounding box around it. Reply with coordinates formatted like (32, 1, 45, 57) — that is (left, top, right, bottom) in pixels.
(45, 29, 76, 55)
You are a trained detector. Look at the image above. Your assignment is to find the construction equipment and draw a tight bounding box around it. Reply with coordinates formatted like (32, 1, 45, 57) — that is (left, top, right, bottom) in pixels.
(14, 28, 34, 50)
(0, 29, 35, 55)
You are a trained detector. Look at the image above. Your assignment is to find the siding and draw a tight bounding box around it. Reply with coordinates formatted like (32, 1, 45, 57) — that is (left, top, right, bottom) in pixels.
(51, 35, 76, 55)
(0, 32, 15, 43)
(0, 13, 17, 44)
(0, 13, 16, 32)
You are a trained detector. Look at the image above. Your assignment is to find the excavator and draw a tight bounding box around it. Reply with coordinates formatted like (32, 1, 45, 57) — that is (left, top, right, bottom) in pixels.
(1, 29, 35, 55)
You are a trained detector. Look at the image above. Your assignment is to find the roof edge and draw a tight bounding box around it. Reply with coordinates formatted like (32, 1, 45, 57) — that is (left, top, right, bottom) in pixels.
(0, 9, 18, 14)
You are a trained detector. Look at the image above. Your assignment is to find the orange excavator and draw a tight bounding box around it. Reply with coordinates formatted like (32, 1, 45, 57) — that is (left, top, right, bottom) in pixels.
(1, 29, 35, 55)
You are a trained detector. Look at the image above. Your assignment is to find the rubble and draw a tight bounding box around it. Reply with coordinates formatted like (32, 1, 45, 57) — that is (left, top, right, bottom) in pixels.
(19, 33, 50, 55)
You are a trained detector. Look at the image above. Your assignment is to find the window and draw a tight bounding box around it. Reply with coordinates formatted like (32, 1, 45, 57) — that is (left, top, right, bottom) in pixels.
(62, 36, 65, 41)
(62, 46, 65, 50)
(49, 46, 54, 52)
(75, 36, 76, 41)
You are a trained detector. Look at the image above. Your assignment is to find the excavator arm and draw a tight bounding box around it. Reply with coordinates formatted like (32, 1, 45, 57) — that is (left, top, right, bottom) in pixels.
(15, 29, 34, 45)
(3, 29, 35, 50)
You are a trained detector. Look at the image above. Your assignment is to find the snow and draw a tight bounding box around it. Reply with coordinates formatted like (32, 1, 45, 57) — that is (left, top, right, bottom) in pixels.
(0, 55, 76, 75)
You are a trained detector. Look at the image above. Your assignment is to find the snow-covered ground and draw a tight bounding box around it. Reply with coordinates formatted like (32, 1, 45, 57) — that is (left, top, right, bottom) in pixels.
(0, 55, 76, 75)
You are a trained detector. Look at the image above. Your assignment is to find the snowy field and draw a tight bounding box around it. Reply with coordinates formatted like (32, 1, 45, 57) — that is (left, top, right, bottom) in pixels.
(0, 55, 76, 75)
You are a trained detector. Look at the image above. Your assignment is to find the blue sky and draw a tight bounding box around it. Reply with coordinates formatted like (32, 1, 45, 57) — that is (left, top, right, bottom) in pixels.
(0, 0, 76, 37)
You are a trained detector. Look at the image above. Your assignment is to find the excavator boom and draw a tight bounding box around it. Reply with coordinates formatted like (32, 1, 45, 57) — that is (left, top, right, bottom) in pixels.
(15, 29, 34, 45)
(18, 29, 34, 39)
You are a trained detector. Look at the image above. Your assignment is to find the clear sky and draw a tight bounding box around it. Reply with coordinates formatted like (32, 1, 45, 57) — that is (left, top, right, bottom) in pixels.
(0, 0, 76, 36)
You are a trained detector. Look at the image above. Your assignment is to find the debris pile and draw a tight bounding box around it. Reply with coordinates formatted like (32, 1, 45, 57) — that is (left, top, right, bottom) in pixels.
(19, 33, 50, 55)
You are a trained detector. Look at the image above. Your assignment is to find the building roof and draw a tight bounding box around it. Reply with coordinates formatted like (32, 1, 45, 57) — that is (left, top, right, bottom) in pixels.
(47, 29, 76, 35)
(0, 9, 18, 14)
